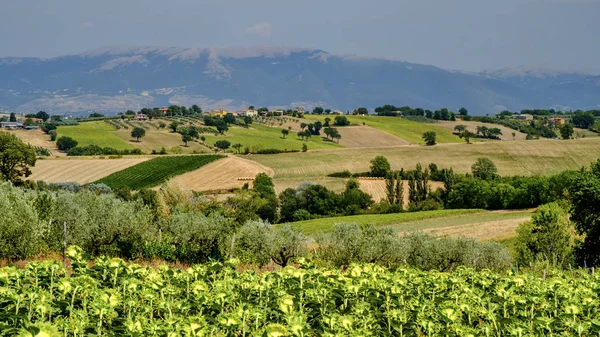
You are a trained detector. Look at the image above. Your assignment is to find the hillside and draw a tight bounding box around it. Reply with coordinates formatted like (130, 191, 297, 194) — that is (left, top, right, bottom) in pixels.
(1, 46, 600, 115)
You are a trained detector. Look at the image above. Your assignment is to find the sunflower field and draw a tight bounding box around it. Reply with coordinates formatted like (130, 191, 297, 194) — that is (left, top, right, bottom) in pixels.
(1, 246, 599, 336)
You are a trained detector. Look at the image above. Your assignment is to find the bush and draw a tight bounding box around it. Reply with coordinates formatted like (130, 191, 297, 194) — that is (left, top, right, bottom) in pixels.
(56, 136, 78, 151)
(48, 182, 81, 193)
(327, 170, 352, 178)
(234, 220, 271, 266)
(0, 183, 45, 259)
(370, 156, 391, 177)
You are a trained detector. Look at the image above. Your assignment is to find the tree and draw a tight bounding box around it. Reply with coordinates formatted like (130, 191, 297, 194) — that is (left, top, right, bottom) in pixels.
(572, 111, 595, 129)
(200, 136, 206, 144)
(232, 143, 243, 153)
(370, 156, 391, 177)
(422, 131, 437, 146)
(312, 106, 324, 114)
(169, 121, 180, 132)
(324, 117, 331, 127)
(131, 127, 146, 142)
(471, 157, 498, 181)
(334, 115, 350, 126)
(158, 121, 166, 128)
(36, 111, 50, 122)
(281, 129, 289, 138)
(244, 116, 253, 125)
(56, 136, 78, 152)
(9, 113, 16, 122)
(223, 113, 236, 125)
(454, 125, 466, 134)
(459, 107, 468, 116)
(459, 130, 474, 144)
(214, 119, 229, 134)
(515, 202, 575, 267)
(215, 140, 231, 151)
(300, 123, 307, 131)
(354, 107, 368, 115)
(253, 173, 278, 223)
(302, 143, 308, 152)
(190, 104, 202, 114)
(569, 161, 600, 265)
(181, 133, 193, 146)
(0, 132, 37, 182)
(559, 124, 574, 140)
(325, 109, 332, 114)
(512, 132, 516, 140)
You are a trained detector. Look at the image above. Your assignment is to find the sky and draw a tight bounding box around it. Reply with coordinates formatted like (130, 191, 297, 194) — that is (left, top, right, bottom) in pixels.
(1, 0, 599, 73)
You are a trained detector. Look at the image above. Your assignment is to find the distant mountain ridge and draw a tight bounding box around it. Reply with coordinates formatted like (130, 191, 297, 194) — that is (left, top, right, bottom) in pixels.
(0, 45, 598, 115)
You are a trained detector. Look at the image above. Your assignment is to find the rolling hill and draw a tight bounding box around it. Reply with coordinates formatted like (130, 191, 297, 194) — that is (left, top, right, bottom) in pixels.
(1, 46, 599, 115)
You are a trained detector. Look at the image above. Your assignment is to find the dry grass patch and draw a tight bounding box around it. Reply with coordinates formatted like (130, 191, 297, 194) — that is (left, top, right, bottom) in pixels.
(29, 157, 151, 184)
(8, 129, 64, 156)
(172, 155, 275, 191)
(436, 121, 529, 141)
(335, 125, 410, 148)
(113, 128, 211, 154)
(254, 138, 600, 179)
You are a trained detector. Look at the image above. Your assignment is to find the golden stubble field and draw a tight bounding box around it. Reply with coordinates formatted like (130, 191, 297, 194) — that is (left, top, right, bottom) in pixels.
(29, 157, 151, 184)
(253, 137, 600, 179)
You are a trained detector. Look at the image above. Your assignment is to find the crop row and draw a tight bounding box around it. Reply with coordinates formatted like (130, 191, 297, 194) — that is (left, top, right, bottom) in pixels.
(1, 247, 599, 336)
(96, 155, 223, 190)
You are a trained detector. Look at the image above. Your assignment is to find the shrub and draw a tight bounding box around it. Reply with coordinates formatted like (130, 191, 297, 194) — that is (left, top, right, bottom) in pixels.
(370, 156, 391, 177)
(0, 183, 45, 259)
(327, 170, 352, 178)
(48, 182, 81, 193)
(56, 136, 78, 151)
(472, 157, 498, 181)
(234, 220, 271, 266)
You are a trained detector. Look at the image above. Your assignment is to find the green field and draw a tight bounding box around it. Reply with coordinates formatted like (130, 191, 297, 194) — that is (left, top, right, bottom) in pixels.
(291, 209, 483, 235)
(304, 115, 461, 144)
(96, 155, 223, 189)
(204, 123, 343, 152)
(254, 137, 600, 179)
(57, 121, 133, 150)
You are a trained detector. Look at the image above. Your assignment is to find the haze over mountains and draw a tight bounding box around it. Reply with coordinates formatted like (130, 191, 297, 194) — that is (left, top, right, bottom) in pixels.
(0, 46, 599, 115)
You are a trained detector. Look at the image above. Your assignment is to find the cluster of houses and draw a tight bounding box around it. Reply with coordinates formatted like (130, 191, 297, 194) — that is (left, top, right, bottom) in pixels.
(512, 114, 566, 125)
(0, 121, 41, 130)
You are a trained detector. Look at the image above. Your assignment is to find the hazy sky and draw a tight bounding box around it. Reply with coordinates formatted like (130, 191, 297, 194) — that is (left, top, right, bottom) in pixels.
(1, 0, 599, 73)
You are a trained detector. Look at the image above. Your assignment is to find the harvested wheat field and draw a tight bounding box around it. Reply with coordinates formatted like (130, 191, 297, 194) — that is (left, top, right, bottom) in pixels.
(436, 121, 528, 141)
(29, 157, 151, 184)
(336, 126, 410, 148)
(172, 155, 275, 192)
(8, 129, 64, 156)
(358, 179, 444, 206)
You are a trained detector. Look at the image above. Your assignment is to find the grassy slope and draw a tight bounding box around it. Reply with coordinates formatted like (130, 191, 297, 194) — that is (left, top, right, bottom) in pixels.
(291, 209, 483, 235)
(112, 127, 211, 154)
(96, 155, 223, 189)
(203, 123, 343, 152)
(304, 115, 461, 144)
(254, 138, 600, 179)
(57, 121, 133, 150)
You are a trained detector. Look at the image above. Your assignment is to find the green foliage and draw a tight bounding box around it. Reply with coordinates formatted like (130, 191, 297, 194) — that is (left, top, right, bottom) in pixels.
(0, 183, 45, 259)
(471, 157, 498, 181)
(569, 161, 600, 265)
(253, 173, 278, 223)
(96, 155, 223, 190)
(302, 143, 308, 152)
(369, 155, 391, 177)
(55, 136, 78, 151)
(316, 223, 511, 270)
(0, 132, 37, 182)
(422, 131, 437, 145)
(515, 202, 575, 267)
(2, 254, 600, 336)
(214, 140, 231, 151)
(130, 127, 146, 141)
(333, 115, 350, 126)
(571, 111, 595, 129)
(559, 123, 574, 139)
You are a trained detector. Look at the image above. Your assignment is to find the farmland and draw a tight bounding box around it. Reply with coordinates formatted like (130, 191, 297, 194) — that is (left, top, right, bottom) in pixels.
(203, 123, 343, 152)
(96, 155, 224, 189)
(28, 157, 151, 184)
(112, 126, 211, 154)
(291, 209, 483, 235)
(304, 115, 462, 144)
(254, 137, 600, 179)
(57, 121, 133, 150)
(3, 253, 599, 336)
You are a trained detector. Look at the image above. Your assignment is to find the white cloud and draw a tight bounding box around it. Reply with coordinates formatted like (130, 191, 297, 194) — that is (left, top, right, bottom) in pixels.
(244, 22, 272, 38)
(81, 22, 95, 29)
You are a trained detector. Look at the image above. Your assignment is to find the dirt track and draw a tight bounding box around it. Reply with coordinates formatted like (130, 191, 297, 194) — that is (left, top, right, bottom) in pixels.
(172, 155, 275, 191)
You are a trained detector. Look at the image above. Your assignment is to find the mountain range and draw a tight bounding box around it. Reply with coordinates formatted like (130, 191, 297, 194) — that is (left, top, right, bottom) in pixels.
(0, 46, 599, 115)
